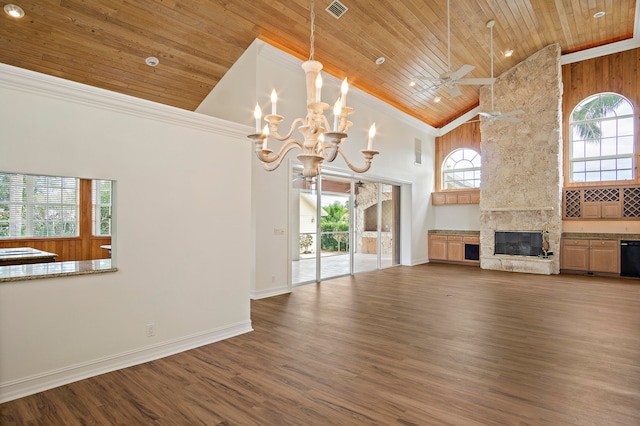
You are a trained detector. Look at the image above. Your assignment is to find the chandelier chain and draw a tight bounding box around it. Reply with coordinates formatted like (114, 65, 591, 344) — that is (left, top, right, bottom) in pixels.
(309, 0, 315, 60)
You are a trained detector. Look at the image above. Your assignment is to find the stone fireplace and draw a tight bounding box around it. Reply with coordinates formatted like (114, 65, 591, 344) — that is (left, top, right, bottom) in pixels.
(479, 44, 563, 275)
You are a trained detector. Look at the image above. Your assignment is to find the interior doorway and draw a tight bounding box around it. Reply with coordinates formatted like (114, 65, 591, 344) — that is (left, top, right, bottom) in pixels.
(291, 168, 401, 286)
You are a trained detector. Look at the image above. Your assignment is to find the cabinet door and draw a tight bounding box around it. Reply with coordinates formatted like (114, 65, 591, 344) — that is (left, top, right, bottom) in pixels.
(589, 240, 619, 273)
(429, 236, 448, 260)
(445, 193, 458, 204)
(561, 240, 589, 271)
(582, 202, 601, 219)
(601, 202, 622, 218)
(457, 193, 471, 204)
(432, 193, 446, 205)
(447, 237, 464, 261)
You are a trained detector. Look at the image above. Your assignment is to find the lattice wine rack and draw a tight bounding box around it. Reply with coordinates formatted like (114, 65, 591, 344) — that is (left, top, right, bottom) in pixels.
(563, 185, 640, 219)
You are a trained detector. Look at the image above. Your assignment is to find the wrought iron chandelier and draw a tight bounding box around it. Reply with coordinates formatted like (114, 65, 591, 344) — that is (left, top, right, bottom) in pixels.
(248, 0, 379, 180)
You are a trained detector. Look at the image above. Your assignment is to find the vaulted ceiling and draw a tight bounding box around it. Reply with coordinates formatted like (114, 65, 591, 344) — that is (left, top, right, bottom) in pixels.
(1, 0, 638, 128)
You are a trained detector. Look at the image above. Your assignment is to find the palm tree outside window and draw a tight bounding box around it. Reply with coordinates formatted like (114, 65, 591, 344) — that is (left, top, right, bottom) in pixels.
(569, 93, 635, 183)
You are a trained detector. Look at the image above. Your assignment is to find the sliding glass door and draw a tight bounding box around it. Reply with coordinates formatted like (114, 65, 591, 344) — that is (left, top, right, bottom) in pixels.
(291, 168, 401, 286)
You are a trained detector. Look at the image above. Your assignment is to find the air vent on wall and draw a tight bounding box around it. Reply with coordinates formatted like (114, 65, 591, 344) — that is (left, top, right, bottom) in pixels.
(326, 0, 348, 19)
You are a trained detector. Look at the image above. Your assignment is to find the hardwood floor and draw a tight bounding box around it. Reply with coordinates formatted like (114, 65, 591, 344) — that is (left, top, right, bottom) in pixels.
(2, 263, 640, 425)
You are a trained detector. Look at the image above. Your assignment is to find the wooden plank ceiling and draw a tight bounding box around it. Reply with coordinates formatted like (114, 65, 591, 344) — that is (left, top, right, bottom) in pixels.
(0, 0, 636, 128)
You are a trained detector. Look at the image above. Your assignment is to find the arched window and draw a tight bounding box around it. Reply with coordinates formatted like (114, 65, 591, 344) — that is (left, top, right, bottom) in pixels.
(442, 148, 481, 189)
(569, 93, 635, 183)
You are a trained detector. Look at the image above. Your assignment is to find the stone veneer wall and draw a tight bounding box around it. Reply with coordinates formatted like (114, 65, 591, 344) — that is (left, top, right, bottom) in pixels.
(479, 44, 563, 274)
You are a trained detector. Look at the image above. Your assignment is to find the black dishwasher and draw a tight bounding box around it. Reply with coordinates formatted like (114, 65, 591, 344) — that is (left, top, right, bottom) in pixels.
(620, 241, 640, 278)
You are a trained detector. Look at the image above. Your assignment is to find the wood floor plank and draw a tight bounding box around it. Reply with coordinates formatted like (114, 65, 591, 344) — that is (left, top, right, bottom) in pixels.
(1, 263, 639, 425)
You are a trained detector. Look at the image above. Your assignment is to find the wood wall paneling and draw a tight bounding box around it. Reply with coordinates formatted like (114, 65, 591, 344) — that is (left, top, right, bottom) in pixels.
(562, 48, 640, 187)
(434, 118, 481, 192)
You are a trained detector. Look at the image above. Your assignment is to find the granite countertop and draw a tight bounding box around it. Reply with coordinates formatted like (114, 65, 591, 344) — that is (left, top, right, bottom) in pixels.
(430, 230, 640, 240)
(562, 233, 640, 240)
(429, 229, 480, 236)
(0, 259, 117, 283)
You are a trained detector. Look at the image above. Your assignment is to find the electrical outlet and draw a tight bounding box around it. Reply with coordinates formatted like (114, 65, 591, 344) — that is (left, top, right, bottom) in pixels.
(146, 323, 155, 337)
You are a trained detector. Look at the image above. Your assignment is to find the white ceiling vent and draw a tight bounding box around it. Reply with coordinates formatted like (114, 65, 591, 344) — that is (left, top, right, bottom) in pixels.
(326, 0, 348, 19)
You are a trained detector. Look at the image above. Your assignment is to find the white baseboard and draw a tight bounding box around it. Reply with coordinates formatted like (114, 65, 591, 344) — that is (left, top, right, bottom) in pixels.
(0, 320, 253, 403)
(411, 257, 429, 266)
(251, 285, 291, 300)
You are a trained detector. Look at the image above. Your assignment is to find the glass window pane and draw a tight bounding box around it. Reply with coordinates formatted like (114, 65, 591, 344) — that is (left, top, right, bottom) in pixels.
(616, 99, 634, 115)
(600, 138, 617, 156)
(618, 136, 634, 154)
(584, 142, 601, 157)
(585, 160, 601, 171)
(585, 171, 600, 182)
(572, 172, 585, 182)
(601, 159, 616, 171)
(572, 141, 585, 158)
(617, 117, 634, 136)
(618, 157, 633, 169)
(571, 161, 585, 172)
(601, 170, 616, 181)
(618, 170, 633, 180)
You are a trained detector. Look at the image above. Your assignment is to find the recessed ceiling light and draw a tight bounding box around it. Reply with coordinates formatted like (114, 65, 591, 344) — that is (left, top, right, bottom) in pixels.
(593, 11, 605, 18)
(375, 57, 385, 65)
(409, 80, 416, 87)
(434, 96, 442, 103)
(4, 4, 25, 18)
(504, 49, 514, 57)
(145, 56, 159, 67)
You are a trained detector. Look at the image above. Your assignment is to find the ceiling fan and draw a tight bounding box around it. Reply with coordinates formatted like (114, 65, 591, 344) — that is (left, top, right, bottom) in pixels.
(412, 0, 495, 97)
(476, 20, 524, 128)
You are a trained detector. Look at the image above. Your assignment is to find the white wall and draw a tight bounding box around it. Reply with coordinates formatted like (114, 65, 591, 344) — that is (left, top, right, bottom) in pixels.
(433, 204, 481, 230)
(0, 64, 253, 402)
(198, 40, 438, 298)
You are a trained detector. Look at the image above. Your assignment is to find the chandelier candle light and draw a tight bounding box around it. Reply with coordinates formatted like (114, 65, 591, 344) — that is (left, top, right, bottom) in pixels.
(248, 0, 379, 180)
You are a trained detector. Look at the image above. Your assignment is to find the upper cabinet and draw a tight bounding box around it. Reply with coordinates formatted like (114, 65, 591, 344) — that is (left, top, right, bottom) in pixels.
(563, 186, 640, 220)
(432, 190, 480, 206)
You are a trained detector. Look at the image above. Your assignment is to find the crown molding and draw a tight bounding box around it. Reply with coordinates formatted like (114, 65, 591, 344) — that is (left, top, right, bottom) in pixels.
(561, 37, 640, 65)
(0, 63, 252, 138)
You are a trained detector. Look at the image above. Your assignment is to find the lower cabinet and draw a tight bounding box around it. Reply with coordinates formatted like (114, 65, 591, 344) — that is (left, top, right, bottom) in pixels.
(428, 235, 448, 260)
(429, 234, 479, 265)
(561, 239, 619, 274)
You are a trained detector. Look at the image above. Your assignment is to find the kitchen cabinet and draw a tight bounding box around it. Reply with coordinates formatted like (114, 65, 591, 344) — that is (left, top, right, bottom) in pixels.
(561, 239, 619, 273)
(446, 236, 464, 261)
(582, 202, 622, 219)
(431, 190, 480, 206)
(429, 234, 479, 265)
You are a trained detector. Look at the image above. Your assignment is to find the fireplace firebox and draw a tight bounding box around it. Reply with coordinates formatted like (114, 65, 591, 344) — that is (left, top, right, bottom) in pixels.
(494, 231, 544, 257)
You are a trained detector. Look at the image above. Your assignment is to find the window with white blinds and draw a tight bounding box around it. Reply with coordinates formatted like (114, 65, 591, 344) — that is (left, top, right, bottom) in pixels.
(0, 173, 80, 238)
(92, 180, 112, 236)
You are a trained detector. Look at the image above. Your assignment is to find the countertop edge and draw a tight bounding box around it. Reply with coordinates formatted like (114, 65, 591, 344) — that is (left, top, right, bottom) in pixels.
(0, 260, 117, 283)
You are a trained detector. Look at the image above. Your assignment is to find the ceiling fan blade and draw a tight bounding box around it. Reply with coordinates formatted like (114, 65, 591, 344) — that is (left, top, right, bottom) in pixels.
(448, 84, 462, 97)
(478, 111, 495, 117)
(412, 87, 440, 96)
(456, 77, 495, 85)
(449, 64, 475, 80)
